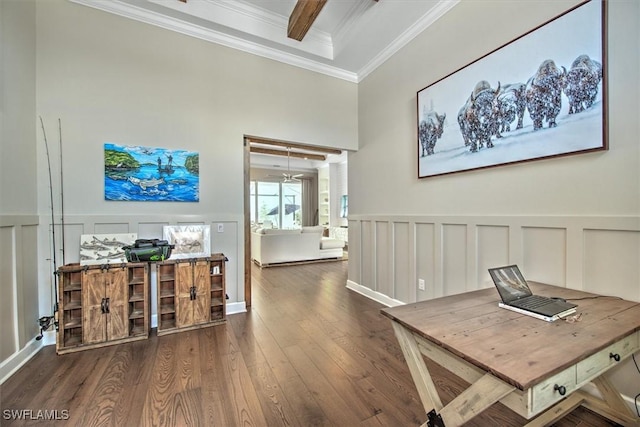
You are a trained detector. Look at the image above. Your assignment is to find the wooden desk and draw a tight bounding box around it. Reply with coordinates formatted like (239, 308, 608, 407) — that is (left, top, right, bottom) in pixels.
(381, 282, 640, 426)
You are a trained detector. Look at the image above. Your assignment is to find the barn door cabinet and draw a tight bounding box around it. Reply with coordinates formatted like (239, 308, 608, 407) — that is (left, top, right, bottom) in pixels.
(156, 253, 227, 336)
(56, 262, 150, 355)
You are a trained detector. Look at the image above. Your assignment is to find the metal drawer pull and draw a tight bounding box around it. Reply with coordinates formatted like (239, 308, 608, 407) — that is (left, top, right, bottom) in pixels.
(554, 384, 566, 395)
(609, 352, 621, 362)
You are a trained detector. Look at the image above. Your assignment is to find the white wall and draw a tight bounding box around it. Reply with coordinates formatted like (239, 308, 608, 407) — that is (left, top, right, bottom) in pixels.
(34, 0, 358, 315)
(348, 0, 640, 405)
(0, 0, 41, 382)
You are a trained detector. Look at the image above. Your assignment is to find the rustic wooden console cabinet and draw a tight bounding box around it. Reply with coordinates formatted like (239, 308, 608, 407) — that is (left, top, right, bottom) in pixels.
(156, 253, 227, 336)
(56, 262, 150, 355)
(56, 254, 227, 354)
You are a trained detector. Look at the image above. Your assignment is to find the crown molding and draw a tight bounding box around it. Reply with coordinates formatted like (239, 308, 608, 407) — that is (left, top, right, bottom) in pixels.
(149, 0, 335, 59)
(357, 0, 460, 81)
(68, 0, 459, 84)
(70, 0, 357, 82)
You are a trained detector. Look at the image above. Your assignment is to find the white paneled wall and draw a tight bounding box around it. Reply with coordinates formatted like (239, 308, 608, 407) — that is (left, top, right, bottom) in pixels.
(347, 215, 640, 305)
(0, 216, 41, 383)
(1, 213, 244, 383)
(39, 214, 244, 323)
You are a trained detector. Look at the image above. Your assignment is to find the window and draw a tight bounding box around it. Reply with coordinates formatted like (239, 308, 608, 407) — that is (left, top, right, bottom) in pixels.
(250, 180, 302, 229)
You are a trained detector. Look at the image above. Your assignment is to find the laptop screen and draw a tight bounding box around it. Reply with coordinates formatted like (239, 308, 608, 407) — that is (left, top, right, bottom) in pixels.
(488, 265, 532, 303)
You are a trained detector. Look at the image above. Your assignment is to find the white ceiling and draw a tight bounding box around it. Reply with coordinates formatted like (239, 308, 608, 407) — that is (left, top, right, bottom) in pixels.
(70, 0, 459, 83)
(69, 0, 459, 170)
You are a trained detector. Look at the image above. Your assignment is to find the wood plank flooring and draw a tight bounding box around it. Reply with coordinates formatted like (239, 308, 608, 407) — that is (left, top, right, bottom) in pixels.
(1, 260, 621, 426)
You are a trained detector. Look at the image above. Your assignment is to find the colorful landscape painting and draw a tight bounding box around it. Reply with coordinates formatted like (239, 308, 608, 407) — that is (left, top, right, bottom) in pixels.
(104, 143, 199, 202)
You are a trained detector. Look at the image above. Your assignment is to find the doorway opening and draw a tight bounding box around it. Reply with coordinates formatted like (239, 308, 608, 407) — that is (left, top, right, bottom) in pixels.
(242, 135, 346, 307)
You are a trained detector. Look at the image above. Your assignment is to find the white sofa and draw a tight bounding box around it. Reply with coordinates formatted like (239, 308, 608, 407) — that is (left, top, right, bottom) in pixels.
(251, 226, 345, 267)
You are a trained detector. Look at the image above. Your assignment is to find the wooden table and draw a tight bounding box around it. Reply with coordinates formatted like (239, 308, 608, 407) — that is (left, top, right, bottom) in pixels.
(381, 282, 640, 426)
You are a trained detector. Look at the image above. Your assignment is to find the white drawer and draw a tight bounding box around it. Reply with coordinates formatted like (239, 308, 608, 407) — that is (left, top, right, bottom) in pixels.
(531, 366, 576, 414)
(576, 333, 639, 384)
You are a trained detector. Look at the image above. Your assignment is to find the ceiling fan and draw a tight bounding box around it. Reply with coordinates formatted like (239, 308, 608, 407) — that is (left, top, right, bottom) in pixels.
(282, 147, 303, 182)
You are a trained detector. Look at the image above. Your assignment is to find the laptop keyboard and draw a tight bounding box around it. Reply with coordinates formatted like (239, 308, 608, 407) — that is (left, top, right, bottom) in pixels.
(515, 295, 551, 309)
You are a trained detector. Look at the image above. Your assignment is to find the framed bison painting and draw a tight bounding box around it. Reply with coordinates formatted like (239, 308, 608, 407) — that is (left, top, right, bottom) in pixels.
(417, 0, 606, 178)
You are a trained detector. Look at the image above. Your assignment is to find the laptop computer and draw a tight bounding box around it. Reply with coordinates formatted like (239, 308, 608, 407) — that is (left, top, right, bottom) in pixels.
(488, 265, 577, 318)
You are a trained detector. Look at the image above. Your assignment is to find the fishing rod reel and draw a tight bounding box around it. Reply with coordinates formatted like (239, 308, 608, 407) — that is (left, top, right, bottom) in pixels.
(35, 313, 57, 341)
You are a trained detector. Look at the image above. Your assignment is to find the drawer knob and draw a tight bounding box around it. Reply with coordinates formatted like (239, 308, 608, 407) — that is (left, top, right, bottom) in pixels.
(609, 352, 621, 362)
(554, 384, 566, 396)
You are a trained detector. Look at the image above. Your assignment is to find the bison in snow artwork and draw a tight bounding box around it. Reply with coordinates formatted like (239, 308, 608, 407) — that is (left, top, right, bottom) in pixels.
(418, 111, 446, 156)
(416, 0, 603, 180)
(564, 54, 602, 115)
(418, 53, 603, 177)
(525, 59, 567, 130)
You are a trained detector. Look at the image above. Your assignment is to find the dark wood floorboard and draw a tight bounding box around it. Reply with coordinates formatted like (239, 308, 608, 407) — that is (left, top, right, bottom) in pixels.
(0, 260, 622, 426)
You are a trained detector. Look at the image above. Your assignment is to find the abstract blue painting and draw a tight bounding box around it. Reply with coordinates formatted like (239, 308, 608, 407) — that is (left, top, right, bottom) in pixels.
(104, 143, 199, 202)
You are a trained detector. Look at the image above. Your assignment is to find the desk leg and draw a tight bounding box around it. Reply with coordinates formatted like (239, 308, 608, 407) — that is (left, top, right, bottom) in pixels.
(591, 376, 635, 416)
(392, 322, 444, 415)
(392, 322, 515, 427)
(438, 372, 515, 425)
(581, 376, 639, 426)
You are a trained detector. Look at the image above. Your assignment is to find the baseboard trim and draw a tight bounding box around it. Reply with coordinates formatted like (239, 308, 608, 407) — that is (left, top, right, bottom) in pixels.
(346, 280, 404, 307)
(0, 337, 44, 385)
(226, 301, 247, 315)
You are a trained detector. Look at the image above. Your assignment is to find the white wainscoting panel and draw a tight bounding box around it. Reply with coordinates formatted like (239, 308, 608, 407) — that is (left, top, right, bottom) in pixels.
(360, 220, 374, 292)
(95, 222, 129, 234)
(39, 214, 243, 334)
(348, 215, 640, 305)
(522, 226, 567, 286)
(476, 225, 509, 289)
(138, 222, 169, 240)
(347, 220, 361, 286)
(415, 222, 435, 301)
(375, 221, 391, 297)
(0, 225, 17, 361)
(442, 224, 467, 296)
(0, 215, 41, 384)
(584, 229, 640, 301)
(393, 221, 411, 303)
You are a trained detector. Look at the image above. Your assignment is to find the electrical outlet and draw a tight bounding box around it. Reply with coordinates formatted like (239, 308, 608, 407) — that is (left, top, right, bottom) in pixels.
(217, 223, 224, 233)
(418, 278, 425, 291)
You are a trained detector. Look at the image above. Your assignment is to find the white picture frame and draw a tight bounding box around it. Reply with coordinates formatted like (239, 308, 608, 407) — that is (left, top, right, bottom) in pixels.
(80, 233, 137, 265)
(163, 225, 210, 259)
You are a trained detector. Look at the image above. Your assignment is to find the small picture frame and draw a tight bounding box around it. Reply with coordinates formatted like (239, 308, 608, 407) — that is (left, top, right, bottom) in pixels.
(80, 233, 137, 266)
(163, 225, 210, 259)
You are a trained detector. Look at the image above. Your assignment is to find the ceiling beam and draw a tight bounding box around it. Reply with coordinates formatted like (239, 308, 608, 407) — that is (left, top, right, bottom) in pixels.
(287, 0, 328, 41)
(250, 146, 326, 161)
(245, 135, 342, 155)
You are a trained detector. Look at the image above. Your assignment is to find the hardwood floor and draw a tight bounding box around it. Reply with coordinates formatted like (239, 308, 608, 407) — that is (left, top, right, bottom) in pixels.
(1, 261, 621, 426)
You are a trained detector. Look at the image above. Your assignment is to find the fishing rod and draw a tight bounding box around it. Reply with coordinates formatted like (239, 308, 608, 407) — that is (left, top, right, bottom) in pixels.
(55, 118, 65, 332)
(37, 116, 58, 340)
(59, 119, 65, 268)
